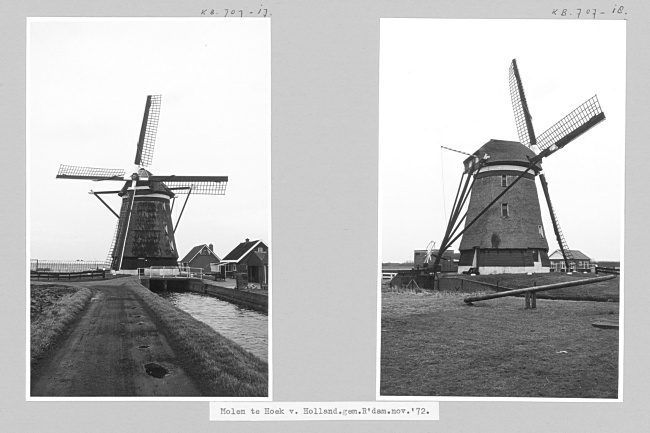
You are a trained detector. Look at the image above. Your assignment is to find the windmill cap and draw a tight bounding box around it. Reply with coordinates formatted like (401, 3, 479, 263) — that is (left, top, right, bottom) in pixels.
(118, 169, 175, 198)
(464, 139, 542, 171)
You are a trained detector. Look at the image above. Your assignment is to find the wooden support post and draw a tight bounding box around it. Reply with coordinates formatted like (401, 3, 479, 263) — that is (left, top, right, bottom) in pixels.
(532, 292, 537, 309)
(525, 292, 531, 309)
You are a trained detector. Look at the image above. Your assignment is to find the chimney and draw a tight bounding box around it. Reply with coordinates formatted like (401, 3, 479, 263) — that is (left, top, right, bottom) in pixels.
(209, 244, 214, 252)
(245, 238, 249, 242)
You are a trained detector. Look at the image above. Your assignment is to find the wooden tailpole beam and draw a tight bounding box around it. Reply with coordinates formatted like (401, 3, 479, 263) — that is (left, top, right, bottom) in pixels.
(463, 274, 616, 304)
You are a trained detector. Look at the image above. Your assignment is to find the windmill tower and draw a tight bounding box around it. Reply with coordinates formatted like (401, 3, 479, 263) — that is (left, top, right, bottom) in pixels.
(434, 60, 605, 275)
(56, 95, 228, 272)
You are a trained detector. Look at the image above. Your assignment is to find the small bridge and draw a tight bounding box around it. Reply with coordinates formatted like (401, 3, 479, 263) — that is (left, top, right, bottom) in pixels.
(137, 266, 203, 280)
(137, 266, 204, 291)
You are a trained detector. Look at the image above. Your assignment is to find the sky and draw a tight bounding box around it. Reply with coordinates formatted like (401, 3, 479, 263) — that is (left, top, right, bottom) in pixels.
(28, 18, 270, 261)
(380, 19, 625, 263)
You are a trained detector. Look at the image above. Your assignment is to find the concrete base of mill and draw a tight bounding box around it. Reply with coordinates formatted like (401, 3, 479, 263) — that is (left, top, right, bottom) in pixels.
(457, 265, 550, 275)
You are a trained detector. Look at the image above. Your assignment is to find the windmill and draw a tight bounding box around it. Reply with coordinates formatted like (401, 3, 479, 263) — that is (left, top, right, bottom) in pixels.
(56, 95, 228, 272)
(433, 59, 605, 275)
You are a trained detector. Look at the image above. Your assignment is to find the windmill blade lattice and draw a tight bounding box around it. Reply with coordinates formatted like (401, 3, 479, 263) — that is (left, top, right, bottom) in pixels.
(150, 175, 229, 195)
(134, 95, 162, 167)
(509, 59, 536, 147)
(535, 95, 605, 152)
(56, 164, 126, 181)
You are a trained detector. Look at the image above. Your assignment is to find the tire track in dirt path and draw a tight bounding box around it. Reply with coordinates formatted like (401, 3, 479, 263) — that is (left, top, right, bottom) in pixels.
(31, 282, 203, 397)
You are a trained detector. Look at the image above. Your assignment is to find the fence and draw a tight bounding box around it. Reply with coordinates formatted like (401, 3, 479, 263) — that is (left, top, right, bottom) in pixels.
(389, 272, 492, 292)
(436, 277, 501, 293)
(31, 269, 106, 281)
(30, 259, 108, 273)
(595, 266, 620, 276)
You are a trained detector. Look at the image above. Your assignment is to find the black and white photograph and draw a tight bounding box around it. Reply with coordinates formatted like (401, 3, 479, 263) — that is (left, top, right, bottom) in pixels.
(379, 19, 625, 399)
(5, 1, 650, 431)
(27, 18, 270, 399)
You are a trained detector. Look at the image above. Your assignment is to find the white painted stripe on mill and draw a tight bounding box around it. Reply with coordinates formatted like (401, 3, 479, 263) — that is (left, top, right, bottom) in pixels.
(479, 165, 535, 175)
(477, 164, 536, 174)
(131, 193, 171, 200)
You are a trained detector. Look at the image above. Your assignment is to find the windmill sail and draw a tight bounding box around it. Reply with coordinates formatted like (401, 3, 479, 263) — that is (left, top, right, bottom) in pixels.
(57, 164, 126, 181)
(509, 59, 536, 147)
(134, 95, 162, 167)
(149, 175, 229, 195)
(538, 173, 574, 270)
(535, 95, 605, 152)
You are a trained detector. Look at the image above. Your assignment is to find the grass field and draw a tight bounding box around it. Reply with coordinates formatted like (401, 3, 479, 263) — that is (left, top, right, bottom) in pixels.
(380, 287, 619, 398)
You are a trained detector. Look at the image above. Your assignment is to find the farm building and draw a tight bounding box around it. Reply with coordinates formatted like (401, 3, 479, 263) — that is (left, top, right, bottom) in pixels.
(217, 238, 269, 289)
(548, 249, 592, 272)
(179, 243, 221, 273)
(414, 249, 458, 273)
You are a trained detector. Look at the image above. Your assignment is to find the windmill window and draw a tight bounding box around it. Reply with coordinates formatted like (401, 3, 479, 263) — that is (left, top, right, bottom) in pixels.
(538, 225, 545, 239)
(501, 175, 508, 187)
(258, 247, 264, 252)
(501, 203, 509, 217)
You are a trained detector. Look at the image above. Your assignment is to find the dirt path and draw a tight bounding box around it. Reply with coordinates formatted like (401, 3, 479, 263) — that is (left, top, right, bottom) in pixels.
(31, 280, 203, 397)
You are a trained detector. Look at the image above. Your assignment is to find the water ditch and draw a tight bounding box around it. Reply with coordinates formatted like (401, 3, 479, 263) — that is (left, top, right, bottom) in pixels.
(158, 291, 268, 362)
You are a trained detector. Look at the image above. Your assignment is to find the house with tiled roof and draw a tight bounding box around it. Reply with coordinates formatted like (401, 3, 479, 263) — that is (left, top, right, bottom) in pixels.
(548, 249, 592, 272)
(179, 243, 220, 273)
(217, 238, 268, 289)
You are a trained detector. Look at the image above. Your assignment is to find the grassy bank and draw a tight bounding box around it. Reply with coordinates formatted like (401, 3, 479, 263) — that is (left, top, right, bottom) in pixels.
(381, 291, 618, 398)
(127, 280, 268, 397)
(30, 284, 92, 369)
